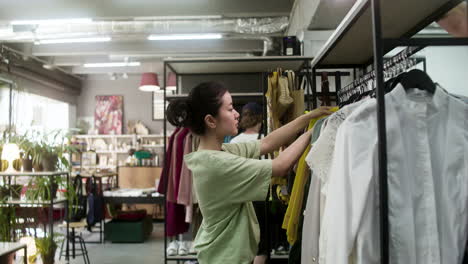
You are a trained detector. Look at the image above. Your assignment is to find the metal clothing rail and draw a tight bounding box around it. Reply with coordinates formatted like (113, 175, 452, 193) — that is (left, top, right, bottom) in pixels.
(310, 0, 467, 262)
(161, 56, 314, 264)
(339, 46, 422, 94)
(337, 58, 426, 103)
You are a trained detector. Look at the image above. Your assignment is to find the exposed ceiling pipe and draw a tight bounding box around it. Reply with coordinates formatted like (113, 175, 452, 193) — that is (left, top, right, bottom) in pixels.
(1, 17, 289, 41)
(1, 45, 83, 80)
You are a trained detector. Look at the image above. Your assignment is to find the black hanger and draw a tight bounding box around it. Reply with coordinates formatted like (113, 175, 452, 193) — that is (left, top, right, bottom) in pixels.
(391, 69, 436, 94)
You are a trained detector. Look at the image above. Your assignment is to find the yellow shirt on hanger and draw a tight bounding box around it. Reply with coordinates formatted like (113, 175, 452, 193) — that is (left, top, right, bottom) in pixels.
(282, 107, 338, 245)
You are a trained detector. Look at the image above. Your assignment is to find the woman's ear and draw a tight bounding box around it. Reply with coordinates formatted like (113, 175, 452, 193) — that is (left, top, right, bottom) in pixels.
(204, 114, 217, 129)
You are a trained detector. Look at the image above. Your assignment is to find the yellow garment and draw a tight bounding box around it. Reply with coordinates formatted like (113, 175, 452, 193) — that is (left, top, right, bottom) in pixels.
(282, 107, 338, 245)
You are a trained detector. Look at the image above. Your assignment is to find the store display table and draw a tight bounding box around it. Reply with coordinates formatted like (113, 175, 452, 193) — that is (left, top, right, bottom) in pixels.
(103, 188, 164, 204)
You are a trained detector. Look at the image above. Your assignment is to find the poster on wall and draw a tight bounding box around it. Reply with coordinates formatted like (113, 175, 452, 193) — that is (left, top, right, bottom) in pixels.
(95, 95, 123, 134)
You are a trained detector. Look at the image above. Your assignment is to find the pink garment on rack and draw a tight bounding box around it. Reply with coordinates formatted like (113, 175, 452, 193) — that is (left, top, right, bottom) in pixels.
(185, 203, 193, 224)
(164, 127, 191, 237)
(171, 128, 190, 202)
(157, 127, 181, 194)
(166, 202, 189, 236)
(178, 133, 193, 205)
(166, 128, 185, 202)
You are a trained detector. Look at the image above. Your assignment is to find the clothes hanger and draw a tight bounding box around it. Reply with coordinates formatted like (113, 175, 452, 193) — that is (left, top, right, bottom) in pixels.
(391, 69, 436, 94)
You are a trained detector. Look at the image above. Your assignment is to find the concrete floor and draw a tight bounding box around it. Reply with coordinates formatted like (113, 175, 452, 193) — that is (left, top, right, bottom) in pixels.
(67, 223, 168, 264)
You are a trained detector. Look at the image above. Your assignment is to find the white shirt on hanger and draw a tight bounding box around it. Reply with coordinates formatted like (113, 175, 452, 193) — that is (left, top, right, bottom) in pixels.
(320, 84, 468, 264)
(302, 101, 364, 264)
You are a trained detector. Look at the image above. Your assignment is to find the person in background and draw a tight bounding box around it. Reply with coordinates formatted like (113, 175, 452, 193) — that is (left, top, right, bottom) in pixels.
(231, 102, 263, 144)
(230, 102, 267, 264)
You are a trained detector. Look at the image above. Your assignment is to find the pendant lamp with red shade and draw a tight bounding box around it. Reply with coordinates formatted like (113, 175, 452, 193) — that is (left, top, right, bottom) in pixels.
(139, 72, 160, 92)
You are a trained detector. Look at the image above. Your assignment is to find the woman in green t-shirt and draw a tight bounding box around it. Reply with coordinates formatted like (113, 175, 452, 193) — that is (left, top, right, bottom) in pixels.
(167, 82, 332, 264)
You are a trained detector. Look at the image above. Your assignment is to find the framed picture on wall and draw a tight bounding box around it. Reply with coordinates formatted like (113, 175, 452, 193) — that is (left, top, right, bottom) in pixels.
(95, 95, 123, 134)
(152, 92, 168, 120)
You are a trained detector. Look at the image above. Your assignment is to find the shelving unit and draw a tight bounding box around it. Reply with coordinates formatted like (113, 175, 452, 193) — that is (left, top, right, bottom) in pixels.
(0, 171, 70, 243)
(73, 134, 168, 173)
(310, 0, 467, 262)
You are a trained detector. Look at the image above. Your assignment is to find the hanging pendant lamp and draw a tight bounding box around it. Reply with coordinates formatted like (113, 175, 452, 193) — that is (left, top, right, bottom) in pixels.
(139, 72, 160, 92)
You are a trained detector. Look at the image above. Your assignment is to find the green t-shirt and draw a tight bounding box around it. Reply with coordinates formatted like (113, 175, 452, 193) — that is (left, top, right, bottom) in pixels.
(184, 140, 272, 264)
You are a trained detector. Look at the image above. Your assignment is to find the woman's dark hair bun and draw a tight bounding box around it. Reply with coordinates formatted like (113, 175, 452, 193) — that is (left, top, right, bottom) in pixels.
(166, 81, 228, 134)
(166, 98, 192, 127)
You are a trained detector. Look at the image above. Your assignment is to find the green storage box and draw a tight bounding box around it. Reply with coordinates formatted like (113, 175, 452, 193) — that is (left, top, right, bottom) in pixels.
(104, 216, 153, 243)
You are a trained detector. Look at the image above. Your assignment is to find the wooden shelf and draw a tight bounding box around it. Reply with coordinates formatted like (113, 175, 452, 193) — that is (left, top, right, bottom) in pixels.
(167, 92, 264, 101)
(311, 0, 462, 67)
(72, 165, 116, 169)
(2, 198, 67, 206)
(141, 144, 164, 148)
(95, 150, 129, 154)
(138, 134, 165, 138)
(165, 56, 313, 74)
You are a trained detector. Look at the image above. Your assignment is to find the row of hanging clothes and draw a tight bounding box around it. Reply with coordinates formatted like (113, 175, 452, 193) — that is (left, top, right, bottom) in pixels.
(157, 127, 203, 237)
(286, 47, 468, 264)
(265, 67, 346, 257)
(264, 68, 310, 254)
(266, 68, 307, 136)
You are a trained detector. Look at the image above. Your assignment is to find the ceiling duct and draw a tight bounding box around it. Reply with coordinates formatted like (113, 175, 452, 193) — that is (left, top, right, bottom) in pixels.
(2, 17, 289, 42)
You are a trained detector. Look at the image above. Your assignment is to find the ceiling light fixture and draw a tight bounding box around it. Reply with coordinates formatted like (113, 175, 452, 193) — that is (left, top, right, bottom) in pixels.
(84, 62, 141, 68)
(148, 33, 222, 40)
(11, 18, 93, 25)
(139, 73, 160, 92)
(35, 36, 111, 45)
(135, 15, 222, 21)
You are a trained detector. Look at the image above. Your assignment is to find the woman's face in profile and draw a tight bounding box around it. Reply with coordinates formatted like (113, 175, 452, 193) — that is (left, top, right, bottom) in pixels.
(215, 92, 240, 137)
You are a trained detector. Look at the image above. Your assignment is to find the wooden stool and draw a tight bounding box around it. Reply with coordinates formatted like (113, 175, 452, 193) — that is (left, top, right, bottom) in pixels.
(58, 221, 90, 264)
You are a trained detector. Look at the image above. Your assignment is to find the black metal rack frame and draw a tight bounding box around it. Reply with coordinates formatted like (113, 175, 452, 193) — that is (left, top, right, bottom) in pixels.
(310, 0, 468, 262)
(0, 171, 70, 260)
(161, 56, 317, 263)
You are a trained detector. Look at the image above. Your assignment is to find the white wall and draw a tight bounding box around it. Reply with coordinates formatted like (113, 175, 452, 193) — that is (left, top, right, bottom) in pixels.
(420, 46, 468, 96)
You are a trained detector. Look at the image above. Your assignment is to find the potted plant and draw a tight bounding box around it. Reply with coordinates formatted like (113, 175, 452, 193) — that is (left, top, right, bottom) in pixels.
(30, 141, 44, 172)
(41, 144, 58, 172)
(18, 137, 34, 172)
(25, 177, 59, 201)
(0, 199, 16, 242)
(0, 200, 16, 264)
(34, 235, 58, 264)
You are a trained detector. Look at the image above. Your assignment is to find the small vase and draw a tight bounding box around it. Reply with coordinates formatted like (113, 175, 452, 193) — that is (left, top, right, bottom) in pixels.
(41, 250, 56, 264)
(42, 154, 58, 172)
(10, 184, 23, 200)
(33, 162, 43, 172)
(0, 186, 9, 200)
(22, 158, 33, 172)
(42, 183, 59, 201)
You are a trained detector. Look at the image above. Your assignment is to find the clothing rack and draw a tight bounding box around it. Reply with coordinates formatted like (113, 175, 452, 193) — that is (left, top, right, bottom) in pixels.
(161, 56, 315, 264)
(337, 48, 427, 104)
(310, 0, 468, 262)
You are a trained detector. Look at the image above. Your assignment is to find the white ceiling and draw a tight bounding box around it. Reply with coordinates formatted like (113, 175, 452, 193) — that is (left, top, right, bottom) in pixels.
(0, 0, 295, 79)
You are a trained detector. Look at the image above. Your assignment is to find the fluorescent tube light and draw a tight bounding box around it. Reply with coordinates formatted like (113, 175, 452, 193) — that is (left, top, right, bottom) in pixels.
(148, 34, 222, 40)
(35, 36, 111, 45)
(11, 18, 92, 25)
(135, 15, 222, 20)
(84, 62, 141, 68)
